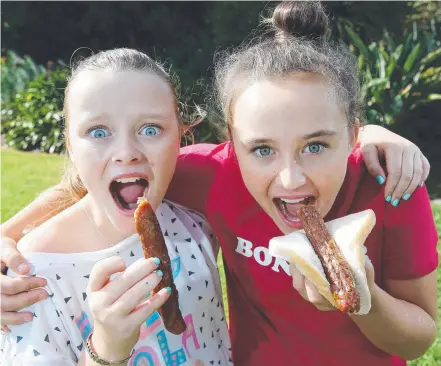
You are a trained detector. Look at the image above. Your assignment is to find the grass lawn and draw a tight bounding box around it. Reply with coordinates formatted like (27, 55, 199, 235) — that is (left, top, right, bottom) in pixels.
(1, 148, 440, 365)
(1, 148, 65, 222)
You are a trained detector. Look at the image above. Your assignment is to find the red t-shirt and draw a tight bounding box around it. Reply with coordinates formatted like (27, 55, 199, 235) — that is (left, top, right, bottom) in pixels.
(167, 142, 439, 366)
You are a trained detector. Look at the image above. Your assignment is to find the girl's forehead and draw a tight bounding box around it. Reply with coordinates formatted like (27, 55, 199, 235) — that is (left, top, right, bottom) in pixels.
(234, 75, 342, 119)
(230, 74, 348, 141)
(66, 70, 177, 118)
(70, 69, 172, 96)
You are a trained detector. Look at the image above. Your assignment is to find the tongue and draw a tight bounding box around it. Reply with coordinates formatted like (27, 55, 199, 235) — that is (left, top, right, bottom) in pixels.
(117, 183, 146, 204)
(284, 203, 302, 218)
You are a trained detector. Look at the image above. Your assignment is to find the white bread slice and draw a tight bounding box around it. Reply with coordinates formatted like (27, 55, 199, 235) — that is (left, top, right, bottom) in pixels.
(268, 209, 376, 315)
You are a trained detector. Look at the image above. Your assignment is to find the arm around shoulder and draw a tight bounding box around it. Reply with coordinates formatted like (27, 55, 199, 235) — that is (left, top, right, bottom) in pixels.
(350, 186, 438, 359)
(1, 184, 71, 243)
(0, 279, 77, 365)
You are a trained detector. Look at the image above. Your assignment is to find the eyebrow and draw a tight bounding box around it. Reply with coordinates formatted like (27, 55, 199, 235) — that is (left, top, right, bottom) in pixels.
(81, 113, 170, 125)
(301, 129, 338, 139)
(79, 114, 107, 125)
(136, 113, 170, 120)
(244, 129, 338, 146)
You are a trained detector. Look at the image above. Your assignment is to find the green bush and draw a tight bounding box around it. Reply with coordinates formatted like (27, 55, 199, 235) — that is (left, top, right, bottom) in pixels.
(1, 50, 46, 103)
(345, 22, 441, 126)
(1, 67, 68, 153)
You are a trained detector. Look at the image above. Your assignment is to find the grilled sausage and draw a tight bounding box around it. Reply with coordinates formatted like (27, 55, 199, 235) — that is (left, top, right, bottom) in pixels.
(297, 205, 360, 314)
(134, 199, 186, 334)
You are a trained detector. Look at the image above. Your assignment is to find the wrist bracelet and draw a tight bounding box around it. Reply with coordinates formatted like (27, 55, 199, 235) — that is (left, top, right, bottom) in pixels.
(86, 332, 134, 365)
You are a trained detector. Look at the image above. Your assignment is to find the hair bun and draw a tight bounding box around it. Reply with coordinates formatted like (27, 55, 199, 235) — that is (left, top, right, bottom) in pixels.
(272, 1, 329, 41)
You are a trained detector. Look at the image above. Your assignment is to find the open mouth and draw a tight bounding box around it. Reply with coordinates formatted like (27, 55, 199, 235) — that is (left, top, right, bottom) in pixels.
(109, 177, 149, 212)
(274, 196, 315, 224)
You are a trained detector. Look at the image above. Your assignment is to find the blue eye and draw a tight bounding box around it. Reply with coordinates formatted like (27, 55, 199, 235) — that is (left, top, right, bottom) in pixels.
(253, 147, 274, 158)
(89, 127, 109, 139)
(303, 143, 325, 154)
(140, 125, 161, 136)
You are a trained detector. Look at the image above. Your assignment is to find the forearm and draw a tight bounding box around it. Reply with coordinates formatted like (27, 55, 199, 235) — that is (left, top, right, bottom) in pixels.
(1, 184, 67, 241)
(350, 285, 437, 360)
(357, 124, 384, 143)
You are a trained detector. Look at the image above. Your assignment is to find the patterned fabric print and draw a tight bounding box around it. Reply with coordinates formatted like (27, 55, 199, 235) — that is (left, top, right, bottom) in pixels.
(0, 201, 232, 366)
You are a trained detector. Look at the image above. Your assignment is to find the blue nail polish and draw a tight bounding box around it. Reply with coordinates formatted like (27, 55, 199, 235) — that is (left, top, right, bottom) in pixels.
(403, 193, 411, 200)
(386, 195, 392, 203)
(152, 257, 160, 265)
(376, 175, 385, 185)
(392, 199, 400, 207)
(165, 287, 172, 293)
(156, 270, 163, 277)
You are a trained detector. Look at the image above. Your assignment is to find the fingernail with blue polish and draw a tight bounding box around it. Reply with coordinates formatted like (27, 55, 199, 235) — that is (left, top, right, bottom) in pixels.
(152, 257, 160, 265)
(386, 195, 392, 203)
(392, 199, 400, 207)
(165, 287, 172, 293)
(403, 193, 411, 200)
(376, 175, 385, 185)
(156, 270, 163, 277)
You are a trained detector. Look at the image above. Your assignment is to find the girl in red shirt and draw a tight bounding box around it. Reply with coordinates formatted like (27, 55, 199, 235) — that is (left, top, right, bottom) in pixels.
(166, 2, 438, 364)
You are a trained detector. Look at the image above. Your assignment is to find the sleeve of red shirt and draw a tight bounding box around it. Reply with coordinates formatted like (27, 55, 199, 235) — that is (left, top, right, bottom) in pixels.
(382, 185, 439, 280)
(165, 143, 225, 216)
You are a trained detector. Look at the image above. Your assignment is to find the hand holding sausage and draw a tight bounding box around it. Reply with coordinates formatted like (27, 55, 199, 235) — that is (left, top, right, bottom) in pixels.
(290, 252, 376, 312)
(87, 256, 170, 361)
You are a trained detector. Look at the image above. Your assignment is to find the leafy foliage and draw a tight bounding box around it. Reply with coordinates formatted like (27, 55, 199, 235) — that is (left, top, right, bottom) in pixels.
(345, 22, 441, 126)
(0, 1, 414, 109)
(1, 50, 46, 103)
(1, 68, 68, 153)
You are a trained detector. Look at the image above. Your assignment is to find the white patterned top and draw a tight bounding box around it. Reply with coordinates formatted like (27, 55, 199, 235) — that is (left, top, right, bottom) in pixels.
(1, 201, 232, 366)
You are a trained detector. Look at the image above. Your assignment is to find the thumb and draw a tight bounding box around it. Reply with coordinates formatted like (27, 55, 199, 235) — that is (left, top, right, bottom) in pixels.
(0, 237, 30, 275)
(361, 144, 386, 185)
(88, 256, 126, 293)
(364, 254, 376, 290)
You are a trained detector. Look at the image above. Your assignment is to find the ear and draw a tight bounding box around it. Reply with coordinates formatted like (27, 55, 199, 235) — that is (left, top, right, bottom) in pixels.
(63, 130, 73, 162)
(66, 144, 74, 164)
(227, 124, 233, 140)
(179, 124, 189, 137)
(68, 150, 75, 164)
(349, 118, 360, 149)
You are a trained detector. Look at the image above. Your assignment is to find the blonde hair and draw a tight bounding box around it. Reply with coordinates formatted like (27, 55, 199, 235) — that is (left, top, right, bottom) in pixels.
(58, 163, 87, 207)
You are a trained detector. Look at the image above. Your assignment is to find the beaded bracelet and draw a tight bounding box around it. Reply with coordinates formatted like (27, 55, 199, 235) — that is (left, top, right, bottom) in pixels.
(85, 332, 134, 365)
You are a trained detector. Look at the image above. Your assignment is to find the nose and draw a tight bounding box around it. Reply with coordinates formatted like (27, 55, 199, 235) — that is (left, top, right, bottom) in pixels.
(278, 160, 306, 190)
(111, 136, 143, 165)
